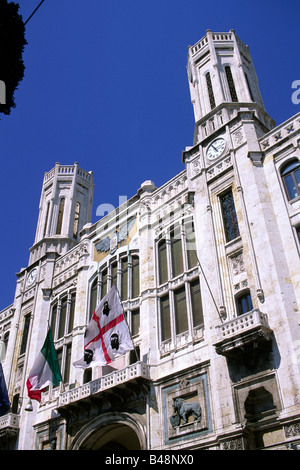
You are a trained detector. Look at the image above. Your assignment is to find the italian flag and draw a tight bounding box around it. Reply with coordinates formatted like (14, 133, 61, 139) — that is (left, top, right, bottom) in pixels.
(26, 330, 62, 402)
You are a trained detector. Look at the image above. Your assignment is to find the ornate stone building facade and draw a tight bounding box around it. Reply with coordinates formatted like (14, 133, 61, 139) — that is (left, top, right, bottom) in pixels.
(1, 30, 300, 450)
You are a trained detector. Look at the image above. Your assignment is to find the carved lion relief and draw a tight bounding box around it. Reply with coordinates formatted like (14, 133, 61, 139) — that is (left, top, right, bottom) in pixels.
(170, 397, 202, 427)
(164, 375, 209, 441)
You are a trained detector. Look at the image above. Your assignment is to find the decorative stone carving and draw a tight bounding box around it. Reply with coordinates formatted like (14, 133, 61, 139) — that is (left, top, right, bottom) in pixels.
(222, 437, 244, 450)
(42, 289, 52, 301)
(191, 157, 202, 177)
(170, 397, 202, 428)
(232, 128, 244, 147)
(231, 252, 245, 276)
(285, 422, 300, 438)
(206, 155, 232, 181)
(165, 375, 208, 441)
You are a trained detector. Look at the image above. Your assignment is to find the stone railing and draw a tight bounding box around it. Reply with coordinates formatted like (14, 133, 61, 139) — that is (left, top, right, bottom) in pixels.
(260, 113, 300, 151)
(58, 362, 150, 407)
(160, 324, 204, 357)
(43, 163, 92, 184)
(0, 413, 20, 431)
(190, 31, 234, 57)
(0, 305, 14, 323)
(190, 34, 208, 56)
(215, 309, 270, 342)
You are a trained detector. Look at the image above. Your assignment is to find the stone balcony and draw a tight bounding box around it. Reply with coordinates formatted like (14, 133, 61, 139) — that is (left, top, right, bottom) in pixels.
(57, 362, 150, 419)
(0, 413, 20, 440)
(214, 309, 272, 361)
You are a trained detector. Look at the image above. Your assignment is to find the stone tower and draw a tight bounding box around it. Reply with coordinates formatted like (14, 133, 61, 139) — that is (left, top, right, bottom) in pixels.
(29, 162, 94, 265)
(187, 29, 275, 145)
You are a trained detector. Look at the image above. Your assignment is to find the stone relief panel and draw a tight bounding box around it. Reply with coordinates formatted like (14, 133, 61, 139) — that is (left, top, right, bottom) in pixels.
(231, 127, 245, 148)
(221, 437, 244, 450)
(206, 155, 232, 182)
(285, 422, 300, 439)
(228, 250, 248, 288)
(189, 157, 202, 178)
(162, 374, 211, 444)
(230, 252, 245, 276)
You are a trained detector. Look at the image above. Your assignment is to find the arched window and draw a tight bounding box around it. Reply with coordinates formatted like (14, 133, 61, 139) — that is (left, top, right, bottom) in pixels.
(160, 294, 171, 341)
(219, 188, 240, 242)
(91, 254, 140, 307)
(184, 219, 198, 269)
(58, 297, 67, 339)
(159, 278, 203, 348)
(20, 313, 31, 355)
(121, 257, 128, 301)
(190, 278, 203, 327)
(101, 268, 108, 299)
(90, 277, 97, 318)
(11, 393, 20, 414)
(43, 201, 50, 237)
(131, 255, 140, 298)
(225, 66, 238, 102)
(56, 197, 65, 234)
(157, 217, 203, 352)
(111, 261, 118, 289)
(73, 202, 81, 238)
(236, 290, 253, 316)
(174, 286, 188, 335)
(170, 227, 183, 278)
(68, 292, 76, 332)
(281, 159, 300, 200)
(244, 72, 254, 101)
(158, 239, 168, 284)
(0, 331, 9, 362)
(206, 72, 216, 109)
(50, 290, 76, 386)
(131, 308, 140, 336)
(51, 291, 76, 339)
(89, 255, 140, 344)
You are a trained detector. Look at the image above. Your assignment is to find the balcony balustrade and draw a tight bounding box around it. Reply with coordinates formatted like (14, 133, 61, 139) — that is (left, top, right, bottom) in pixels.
(214, 309, 272, 360)
(57, 361, 150, 418)
(0, 413, 20, 439)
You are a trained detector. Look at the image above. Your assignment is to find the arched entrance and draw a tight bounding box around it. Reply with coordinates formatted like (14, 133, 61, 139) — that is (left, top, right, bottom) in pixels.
(71, 412, 146, 450)
(84, 423, 141, 450)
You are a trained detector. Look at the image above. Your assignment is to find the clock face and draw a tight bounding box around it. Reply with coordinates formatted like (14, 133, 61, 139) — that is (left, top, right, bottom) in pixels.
(27, 268, 37, 286)
(206, 138, 226, 160)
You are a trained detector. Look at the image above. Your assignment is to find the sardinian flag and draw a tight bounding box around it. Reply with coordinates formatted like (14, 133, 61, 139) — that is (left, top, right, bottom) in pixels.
(74, 285, 134, 368)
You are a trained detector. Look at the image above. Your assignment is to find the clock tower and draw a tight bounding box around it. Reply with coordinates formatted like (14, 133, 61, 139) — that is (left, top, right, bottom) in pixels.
(183, 30, 277, 319)
(187, 29, 275, 146)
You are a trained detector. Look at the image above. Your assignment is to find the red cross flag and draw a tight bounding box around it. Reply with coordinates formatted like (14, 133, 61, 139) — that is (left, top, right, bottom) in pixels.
(73, 285, 134, 368)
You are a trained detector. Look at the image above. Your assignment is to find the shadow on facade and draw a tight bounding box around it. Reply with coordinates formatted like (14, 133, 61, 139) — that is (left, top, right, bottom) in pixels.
(226, 333, 281, 383)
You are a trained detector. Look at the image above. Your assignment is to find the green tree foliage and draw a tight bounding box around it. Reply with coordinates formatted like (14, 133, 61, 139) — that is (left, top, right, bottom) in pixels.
(0, 0, 27, 115)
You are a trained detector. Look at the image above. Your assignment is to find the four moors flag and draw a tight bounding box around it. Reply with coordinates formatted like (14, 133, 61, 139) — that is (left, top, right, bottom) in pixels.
(26, 329, 62, 402)
(74, 285, 134, 368)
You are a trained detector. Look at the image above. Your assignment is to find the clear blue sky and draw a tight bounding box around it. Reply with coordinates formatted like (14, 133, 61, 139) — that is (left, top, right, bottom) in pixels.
(0, 0, 299, 310)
